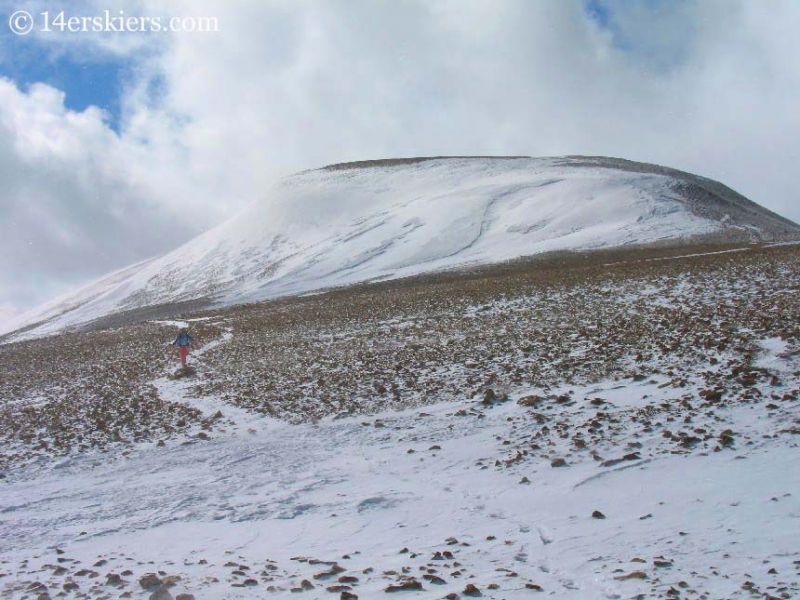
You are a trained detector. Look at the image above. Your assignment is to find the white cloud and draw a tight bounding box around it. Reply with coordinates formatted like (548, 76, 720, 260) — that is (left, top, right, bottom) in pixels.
(0, 302, 21, 329)
(0, 78, 205, 309)
(1, 0, 799, 315)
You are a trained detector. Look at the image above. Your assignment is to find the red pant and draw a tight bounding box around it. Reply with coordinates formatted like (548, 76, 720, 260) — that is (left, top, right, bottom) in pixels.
(179, 346, 189, 365)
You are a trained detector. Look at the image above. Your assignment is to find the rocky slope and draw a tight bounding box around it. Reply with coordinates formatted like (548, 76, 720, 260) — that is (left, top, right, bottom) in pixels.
(0, 242, 798, 599)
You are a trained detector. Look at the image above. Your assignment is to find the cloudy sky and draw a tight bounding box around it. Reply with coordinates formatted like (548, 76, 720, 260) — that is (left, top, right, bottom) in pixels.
(0, 0, 798, 322)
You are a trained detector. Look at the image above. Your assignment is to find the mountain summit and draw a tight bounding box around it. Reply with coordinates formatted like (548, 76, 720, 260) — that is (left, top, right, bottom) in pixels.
(4, 156, 798, 339)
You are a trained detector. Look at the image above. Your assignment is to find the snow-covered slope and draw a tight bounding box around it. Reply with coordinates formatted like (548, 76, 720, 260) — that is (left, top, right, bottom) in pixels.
(3, 333, 799, 599)
(4, 156, 798, 339)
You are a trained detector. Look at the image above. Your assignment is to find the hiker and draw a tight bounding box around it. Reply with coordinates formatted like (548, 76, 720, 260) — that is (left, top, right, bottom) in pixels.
(172, 328, 193, 366)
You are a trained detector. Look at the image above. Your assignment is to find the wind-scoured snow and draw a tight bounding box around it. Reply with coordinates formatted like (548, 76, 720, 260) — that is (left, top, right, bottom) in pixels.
(2, 369, 798, 599)
(3, 156, 798, 340)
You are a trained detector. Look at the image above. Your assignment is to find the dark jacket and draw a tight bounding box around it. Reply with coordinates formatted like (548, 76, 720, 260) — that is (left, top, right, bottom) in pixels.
(172, 332, 193, 347)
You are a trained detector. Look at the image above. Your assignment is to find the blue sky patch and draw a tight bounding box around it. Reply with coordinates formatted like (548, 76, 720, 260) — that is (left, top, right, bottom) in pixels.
(583, 0, 633, 51)
(585, 0, 612, 28)
(1, 34, 125, 132)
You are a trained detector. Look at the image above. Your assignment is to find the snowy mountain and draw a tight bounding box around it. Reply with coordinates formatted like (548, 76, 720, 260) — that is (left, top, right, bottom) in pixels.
(3, 156, 798, 339)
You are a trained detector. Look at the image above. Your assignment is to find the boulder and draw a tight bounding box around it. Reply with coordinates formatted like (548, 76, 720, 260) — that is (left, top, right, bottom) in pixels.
(140, 574, 163, 590)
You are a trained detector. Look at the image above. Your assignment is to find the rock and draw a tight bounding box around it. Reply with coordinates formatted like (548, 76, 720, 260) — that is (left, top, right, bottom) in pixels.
(679, 435, 701, 448)
(518, 395, 545, 407)
(591, 510, 606, 519)
(463, 583, 482, 596)
(719, 429, 735, 447)
(341, 592, 358, 600)
(550, 458, 568, 468)
(614, 571, 648, 581)
(140, 574, 163, 590)
(422, 574, 446, 585)
(653, 560, 673, 568)
(699, 388, 723, 402)
(602, 453, 640, 467)
(175, 595, 196, 600)
(162, 575, 181, 587)
(525, 583, 544, 591)
(149, 588, 173, 600)
(520, 476, 531, 484)
(106, 573, 123, 586)
(385, 579, 423, 592)
(314, 565, 346, 580)
(481, 389, 503, 405)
